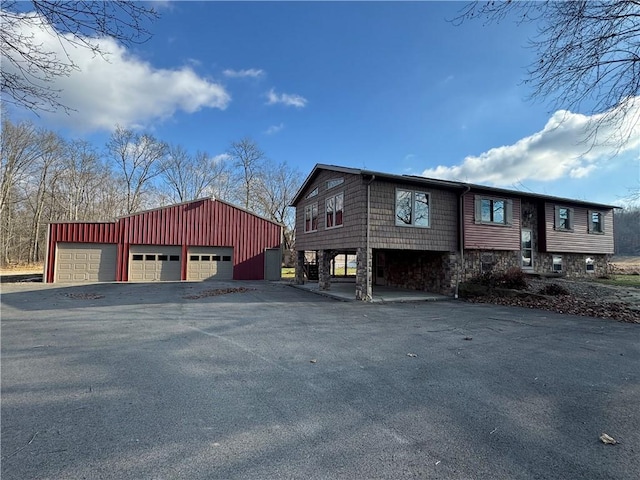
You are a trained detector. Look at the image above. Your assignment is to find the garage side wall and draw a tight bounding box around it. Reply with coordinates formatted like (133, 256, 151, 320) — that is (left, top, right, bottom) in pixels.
(45, 223, 119, 283)
(119, 199, 281, 280)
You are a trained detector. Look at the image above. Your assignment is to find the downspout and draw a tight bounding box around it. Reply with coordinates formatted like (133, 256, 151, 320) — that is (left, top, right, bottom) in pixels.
(455, 186, 471, 299)
(365, 175, 376, 301)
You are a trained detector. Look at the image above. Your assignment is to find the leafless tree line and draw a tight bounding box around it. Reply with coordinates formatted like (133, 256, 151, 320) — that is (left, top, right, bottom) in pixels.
(1, 115, 301, 266)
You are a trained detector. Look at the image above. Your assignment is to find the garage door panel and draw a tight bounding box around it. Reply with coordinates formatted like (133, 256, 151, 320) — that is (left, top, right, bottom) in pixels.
(55, 243, 117, 283)
(187, 247, 233, 281)
(128, 245, 181, 282)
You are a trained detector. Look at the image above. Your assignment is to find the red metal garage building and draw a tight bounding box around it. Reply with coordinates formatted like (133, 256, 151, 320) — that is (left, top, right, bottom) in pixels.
(44, 198, 282, 283)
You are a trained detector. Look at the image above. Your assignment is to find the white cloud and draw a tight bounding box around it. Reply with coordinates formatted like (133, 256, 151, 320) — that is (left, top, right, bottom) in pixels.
(266, 88, 308, 108)
(212, 153, 231, 164)
(421, 98, 640, 186)
(264, 123, 284, 135)
(2, 11, 230, 131)
(223, 68, 264, 78)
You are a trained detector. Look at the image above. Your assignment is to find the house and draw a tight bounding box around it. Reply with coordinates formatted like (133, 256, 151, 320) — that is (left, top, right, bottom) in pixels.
(44, 198, 282, 283)
(291, 164, 616, 300)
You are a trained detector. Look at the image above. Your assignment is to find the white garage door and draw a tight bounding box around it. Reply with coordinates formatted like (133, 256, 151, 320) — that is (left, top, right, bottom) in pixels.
(187, 247, 233, 281)
(55, 243, 117, 283)
(129, 245, 182, 282)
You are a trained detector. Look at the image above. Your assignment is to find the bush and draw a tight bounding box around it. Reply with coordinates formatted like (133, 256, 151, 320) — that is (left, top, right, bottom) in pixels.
(538, 283, 570, 296)
(469, 267, 528, 290)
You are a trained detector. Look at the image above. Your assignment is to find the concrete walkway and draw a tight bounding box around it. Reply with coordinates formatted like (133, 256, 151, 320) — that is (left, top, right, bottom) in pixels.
(289, 280, 452, 302)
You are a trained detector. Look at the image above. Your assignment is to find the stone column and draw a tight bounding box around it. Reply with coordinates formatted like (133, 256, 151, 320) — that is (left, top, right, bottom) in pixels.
(295, 251, 306, 284)
(318, 249, 332, 291)
(355, 247, 372, 301)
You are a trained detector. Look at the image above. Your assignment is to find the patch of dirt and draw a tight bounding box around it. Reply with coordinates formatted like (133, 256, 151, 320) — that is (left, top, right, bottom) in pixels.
(610, 256, 640, 275)
(64, 293, 105, 300)
(183, 287, 254, 299)
(466, 277, 640, 324)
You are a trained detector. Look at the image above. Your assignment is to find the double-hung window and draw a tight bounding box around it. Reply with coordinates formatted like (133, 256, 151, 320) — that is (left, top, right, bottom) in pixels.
(326, 192, 344, 229)
(475, 196, 512, 225)
(395, 189, 430, 227)
(554, 206, 574, 231)
(588, 211, 604, 234)
(304, 203, 318, 232)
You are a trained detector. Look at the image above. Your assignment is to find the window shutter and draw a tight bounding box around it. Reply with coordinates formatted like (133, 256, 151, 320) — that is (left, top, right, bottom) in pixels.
(474, 196, 482, 224)
(554, 205, 560, 230)
(505, 199, 513, 225)
(587, 210, 593, 233)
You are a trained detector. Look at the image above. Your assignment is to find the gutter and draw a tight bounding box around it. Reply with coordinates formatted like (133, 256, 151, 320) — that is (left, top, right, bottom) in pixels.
(455, 186, 471, 299)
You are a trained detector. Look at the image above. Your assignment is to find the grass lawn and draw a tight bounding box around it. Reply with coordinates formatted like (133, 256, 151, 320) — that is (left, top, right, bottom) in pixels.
(593, 274, 640, 288)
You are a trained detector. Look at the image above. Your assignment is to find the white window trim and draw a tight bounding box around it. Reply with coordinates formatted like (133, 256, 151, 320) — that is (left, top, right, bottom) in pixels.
(474, 195, 513, 226)
(395, 188, 431, 228)
(552, 254, 563, 273)
(326, 178, 344, 190)
(325, 192, 344, 230)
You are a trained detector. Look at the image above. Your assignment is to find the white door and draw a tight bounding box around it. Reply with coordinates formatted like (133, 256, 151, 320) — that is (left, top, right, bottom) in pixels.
(55, 243, 117, 283)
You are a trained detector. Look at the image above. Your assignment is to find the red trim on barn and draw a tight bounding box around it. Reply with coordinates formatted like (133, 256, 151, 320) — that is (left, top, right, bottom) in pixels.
(45, 198, 282, 283)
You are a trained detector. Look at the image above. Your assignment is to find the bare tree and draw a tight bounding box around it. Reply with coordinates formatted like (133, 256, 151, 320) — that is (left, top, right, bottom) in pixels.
(106, 126, 168, 215)
(254, 161, 302, 250)
(1, 1, 158, 113)
(227, 137, 265, 210)
(0, 117, 43, 264)
(160, 146, 233, 203)
(453, 1, 640, 148)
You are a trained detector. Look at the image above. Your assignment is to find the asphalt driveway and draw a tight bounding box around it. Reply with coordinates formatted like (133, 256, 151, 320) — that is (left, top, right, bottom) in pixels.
(1, 281, 639, 479)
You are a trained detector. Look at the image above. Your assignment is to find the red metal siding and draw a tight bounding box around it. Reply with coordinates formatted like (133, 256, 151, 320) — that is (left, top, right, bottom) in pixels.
(45, 222, 119, 282)
(463, 194, 521, 250)
(544, 203, 614, 254)
(119, 199, 281, 280)
(46, 199, 282, 282)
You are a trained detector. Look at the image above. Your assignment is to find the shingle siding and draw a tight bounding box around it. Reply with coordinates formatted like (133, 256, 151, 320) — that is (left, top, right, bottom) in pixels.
(294, 170, 366, 251)
(369, 180, 458, 251)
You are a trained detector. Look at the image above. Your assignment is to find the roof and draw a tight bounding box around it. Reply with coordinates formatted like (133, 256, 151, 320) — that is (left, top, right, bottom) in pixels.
(291, 163, 620, 210)
(49, 197, 283, 226)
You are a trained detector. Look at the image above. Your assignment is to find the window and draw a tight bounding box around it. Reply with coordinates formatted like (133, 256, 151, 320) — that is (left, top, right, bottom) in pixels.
(554, 206, 574, 231)
(475, 196, 512, 225)
(201, 255, 210, 261)
(145, 254, 156, 261)
(327, 178, 344, 189)
(304, 203, 318, 232)
(326, 192, 344, 228)
(132, 254, 143, 261)
(222, 255, 231, 261)
(306, 187, 318, 199)
(190, 255, 199, 261)
(212, 255, 221, 261)
(158, 255, 168, 261)
(589, 211, 604, 234)
(552, 255, 563, 272)
(521, 229, 533, 269)
(169, 255, 179, 261)
(586, 257, 595, 273)
(395, 189, 430, 227)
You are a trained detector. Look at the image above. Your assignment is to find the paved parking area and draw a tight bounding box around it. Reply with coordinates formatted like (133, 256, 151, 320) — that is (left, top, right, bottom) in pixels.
(1, 281, 639, 479)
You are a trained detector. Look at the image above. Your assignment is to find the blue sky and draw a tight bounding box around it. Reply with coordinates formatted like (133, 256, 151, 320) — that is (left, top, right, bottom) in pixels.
(5, 1, 639, 206)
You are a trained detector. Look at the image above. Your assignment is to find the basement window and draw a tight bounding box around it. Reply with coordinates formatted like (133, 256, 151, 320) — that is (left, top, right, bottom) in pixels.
(552, 255, 563, 273)
(586, 257, 595, 273)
